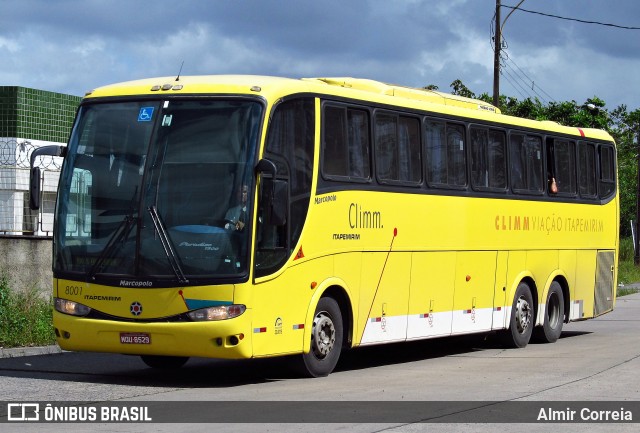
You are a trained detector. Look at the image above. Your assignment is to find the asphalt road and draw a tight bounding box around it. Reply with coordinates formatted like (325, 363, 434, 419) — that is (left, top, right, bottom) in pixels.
(1, 292, 639, 432)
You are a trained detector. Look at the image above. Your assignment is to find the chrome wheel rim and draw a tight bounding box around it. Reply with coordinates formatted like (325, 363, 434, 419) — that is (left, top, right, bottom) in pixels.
(311, 311, 335, 359)
(515, 295, 532, 334)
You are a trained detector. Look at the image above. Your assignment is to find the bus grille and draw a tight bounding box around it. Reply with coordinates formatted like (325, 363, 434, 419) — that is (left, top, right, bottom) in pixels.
(594, 250, 615, 316)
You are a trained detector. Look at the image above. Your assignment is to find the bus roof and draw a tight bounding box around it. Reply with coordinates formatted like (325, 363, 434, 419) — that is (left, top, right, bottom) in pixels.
(84, 74, 613, 142)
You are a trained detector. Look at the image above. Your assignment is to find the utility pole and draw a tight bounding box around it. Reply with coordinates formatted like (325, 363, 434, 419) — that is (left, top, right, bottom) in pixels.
(493, 0, 501, 107)
(492, 1, 525, 108)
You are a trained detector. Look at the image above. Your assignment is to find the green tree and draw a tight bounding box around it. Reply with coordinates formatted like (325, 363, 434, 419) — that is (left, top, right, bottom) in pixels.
(450, 79, 476, 99)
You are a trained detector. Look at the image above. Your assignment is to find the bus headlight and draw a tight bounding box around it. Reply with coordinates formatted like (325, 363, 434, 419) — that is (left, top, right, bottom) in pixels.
(187, 304, 246, 321)
(54, 298, 91, 316)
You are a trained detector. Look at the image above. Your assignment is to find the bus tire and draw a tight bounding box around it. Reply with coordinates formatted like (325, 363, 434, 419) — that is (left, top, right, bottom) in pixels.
(140, 355, 189, 369)
(300, 297, 343, 377)
(533, 281, 564, 343)
(500, 282, 534, 348)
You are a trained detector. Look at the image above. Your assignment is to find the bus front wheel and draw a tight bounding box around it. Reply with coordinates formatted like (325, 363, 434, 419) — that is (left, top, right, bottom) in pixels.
(140, 355, 189, 369)
(301, 297, 343, 377)
(500, 282, 534, 348)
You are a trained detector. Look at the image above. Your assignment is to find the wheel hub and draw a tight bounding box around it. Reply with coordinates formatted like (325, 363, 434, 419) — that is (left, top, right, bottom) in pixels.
(515, 295, 532, 334)
(311, 312, 335, 358)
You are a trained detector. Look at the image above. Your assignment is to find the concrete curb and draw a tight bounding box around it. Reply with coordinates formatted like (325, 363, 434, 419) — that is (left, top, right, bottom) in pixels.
(0, 345, 62, 359)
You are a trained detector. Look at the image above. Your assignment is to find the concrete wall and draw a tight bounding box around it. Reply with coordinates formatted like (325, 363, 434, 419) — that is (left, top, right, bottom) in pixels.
(0, 236, 52, 296)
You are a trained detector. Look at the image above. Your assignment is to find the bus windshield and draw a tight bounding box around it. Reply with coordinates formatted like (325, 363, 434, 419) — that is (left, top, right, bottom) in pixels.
(54, 98, 263, 283)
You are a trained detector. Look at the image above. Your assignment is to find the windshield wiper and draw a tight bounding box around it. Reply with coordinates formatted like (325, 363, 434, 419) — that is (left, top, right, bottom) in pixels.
(88, 188, 139, 280)
(147, 205, 189, 284)
(88, 213, 137, 280)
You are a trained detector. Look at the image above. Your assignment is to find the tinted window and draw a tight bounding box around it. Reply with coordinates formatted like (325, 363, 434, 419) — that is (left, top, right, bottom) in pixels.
(257, 98, 314, 277)
(322, 105, 370, 180)
(470, 126, 506, 190)
(425, 120, 466, 187)
(374, 113, 421, 184)
(599, 144, 616, 198)
(578, 142, 597, 198)
(509, 134, 543, 193)
(551, 139, 576, 195)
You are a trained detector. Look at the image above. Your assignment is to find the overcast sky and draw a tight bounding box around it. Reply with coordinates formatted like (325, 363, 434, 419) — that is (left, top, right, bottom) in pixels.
(2, 0, 639, 110)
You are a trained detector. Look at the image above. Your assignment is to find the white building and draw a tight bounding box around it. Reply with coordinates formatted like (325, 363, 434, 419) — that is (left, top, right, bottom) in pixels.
(0, 86, 80, 236)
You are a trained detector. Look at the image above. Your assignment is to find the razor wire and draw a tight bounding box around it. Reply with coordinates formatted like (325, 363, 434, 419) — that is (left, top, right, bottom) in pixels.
(1, 139, 61, 236)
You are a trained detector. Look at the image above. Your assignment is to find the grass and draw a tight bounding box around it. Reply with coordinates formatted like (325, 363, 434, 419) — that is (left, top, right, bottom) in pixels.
(0, 275, 55, 348)
(617, 237, 640, 296)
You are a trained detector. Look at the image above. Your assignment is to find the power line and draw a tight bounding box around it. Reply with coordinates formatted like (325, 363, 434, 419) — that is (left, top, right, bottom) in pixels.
(500, 68, 529, 100)
(501, 50, 556, 103)
(490, 17, 555, 104)
(502, 4, 640, 30)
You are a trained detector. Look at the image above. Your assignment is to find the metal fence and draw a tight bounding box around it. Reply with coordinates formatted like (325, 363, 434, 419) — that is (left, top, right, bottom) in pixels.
(0, 139, 62, 236)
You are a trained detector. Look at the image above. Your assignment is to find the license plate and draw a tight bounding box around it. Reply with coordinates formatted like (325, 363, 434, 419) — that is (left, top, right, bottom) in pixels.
(120, 332, 151, 344)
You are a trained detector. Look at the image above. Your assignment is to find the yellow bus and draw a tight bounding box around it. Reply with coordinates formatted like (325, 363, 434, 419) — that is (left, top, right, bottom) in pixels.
(30, 75, 618, 377)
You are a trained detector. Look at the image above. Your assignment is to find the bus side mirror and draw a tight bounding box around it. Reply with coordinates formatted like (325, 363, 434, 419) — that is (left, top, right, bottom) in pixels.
(28, 145, 67, 210)
(29, 167, 42, 210)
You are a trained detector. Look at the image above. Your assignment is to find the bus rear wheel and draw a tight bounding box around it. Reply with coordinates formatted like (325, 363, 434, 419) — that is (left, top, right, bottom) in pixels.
(300, 297, 343, 377)
(140, 355, 189, 369)
(533, 281, 564, 343)
(500, 282, 534, 348)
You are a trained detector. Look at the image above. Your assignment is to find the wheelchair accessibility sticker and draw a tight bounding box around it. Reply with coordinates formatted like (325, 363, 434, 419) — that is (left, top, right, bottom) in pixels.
(138, 107, 154, 122)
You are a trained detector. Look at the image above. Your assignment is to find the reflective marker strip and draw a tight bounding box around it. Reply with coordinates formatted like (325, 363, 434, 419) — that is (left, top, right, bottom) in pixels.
(493, 307, 502, 311)
(419, 313, 431, 318)
(253, 327, 267, 333)
(292, 324, 305, 330)
(370, 317, 382, 323)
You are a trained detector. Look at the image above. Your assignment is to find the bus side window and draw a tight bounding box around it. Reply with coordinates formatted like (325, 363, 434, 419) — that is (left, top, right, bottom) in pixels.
(323, 106, 348, 177)
(447, 124, 466, 187)
(322, 105, 370, 180)
(599, 144, 616, 198)
(509, 134, 543, 194)
(548, 138, 576, 196)
(374, 113, 421, 184)
(425, 120, 466, 188)
(470, 126, 506, 191)
(578, 142, 597, 198)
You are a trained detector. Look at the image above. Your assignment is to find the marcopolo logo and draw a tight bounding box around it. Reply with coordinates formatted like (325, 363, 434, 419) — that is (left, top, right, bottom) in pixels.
(119, 280, 153, 287)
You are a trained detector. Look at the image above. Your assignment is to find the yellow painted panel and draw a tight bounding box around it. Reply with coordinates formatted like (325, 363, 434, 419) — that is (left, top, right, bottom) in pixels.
(408, 252, 456, 314)
(505, 251, 527, 305)
(452, 251, 497, 333)
(559, 250, 577, 300)
(407, 252, 455, 338)
(56, 279, 233, 319)
(251, 256, 333, 357)
(575, 250, 597, 319)
(492, 251, 509, 328)
(526, 250, 559, 302)
(357, 252, 411, 343)
(453, 251, 497, 310)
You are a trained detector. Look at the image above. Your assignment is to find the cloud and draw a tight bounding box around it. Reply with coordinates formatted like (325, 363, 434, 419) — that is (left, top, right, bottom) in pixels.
(0, 0, 638, 109)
